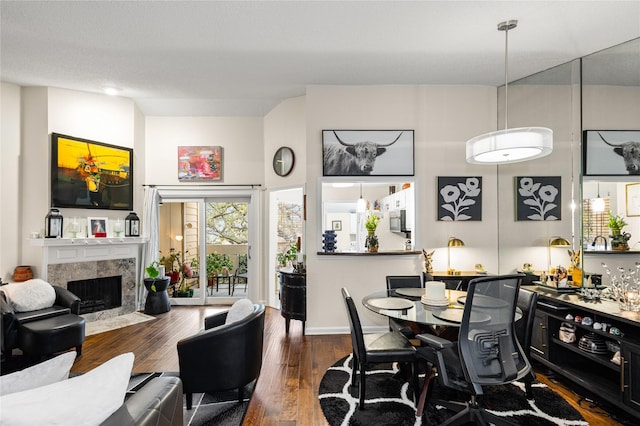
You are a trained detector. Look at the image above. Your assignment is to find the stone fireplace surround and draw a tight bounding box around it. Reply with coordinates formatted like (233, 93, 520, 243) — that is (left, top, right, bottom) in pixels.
(32, 238, 146, 322)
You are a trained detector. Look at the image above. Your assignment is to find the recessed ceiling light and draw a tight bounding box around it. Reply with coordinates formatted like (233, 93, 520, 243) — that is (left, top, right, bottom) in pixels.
(104, 87, 119, 96)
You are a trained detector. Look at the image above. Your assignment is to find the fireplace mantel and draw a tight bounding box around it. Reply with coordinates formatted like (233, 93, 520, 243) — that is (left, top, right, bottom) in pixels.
(31, 237, 147, 279)
(31, 237, 148, 320)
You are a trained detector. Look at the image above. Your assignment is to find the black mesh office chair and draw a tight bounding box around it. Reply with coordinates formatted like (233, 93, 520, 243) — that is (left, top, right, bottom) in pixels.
(341, 287, 419, 410)
(385, 275, 423, 338)
(416, 274, 530, 425)
(515, 287, 539, 399)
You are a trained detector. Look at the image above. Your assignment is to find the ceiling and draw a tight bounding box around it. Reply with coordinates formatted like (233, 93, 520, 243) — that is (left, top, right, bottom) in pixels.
(2, 1, 639, 117)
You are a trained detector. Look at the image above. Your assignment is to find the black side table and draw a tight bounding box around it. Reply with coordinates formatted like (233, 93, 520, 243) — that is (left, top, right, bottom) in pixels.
(144, 277, 171, 314)
(279, 271, 306, 335)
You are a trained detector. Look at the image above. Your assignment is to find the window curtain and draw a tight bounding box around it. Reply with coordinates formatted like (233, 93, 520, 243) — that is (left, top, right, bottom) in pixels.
(138, 186, 160, 310)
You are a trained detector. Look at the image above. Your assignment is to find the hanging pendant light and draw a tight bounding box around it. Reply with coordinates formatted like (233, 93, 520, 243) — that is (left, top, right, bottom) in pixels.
(591, 182, 605, 213)
(466, 20, 553, 165)
(357, 184, 367, 213)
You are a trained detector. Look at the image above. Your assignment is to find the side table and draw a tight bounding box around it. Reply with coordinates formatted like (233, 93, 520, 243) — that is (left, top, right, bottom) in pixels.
(144, 277, 171, 314)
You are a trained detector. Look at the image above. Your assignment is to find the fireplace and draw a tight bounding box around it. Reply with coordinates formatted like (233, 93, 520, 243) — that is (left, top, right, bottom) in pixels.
(68, 276, 122, 314)
(33, 237, 144, 322)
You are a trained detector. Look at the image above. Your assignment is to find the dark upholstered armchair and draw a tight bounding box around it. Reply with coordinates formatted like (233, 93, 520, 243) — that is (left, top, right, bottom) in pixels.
(177, 303, 265, 410)
(1, 285, 83, 358)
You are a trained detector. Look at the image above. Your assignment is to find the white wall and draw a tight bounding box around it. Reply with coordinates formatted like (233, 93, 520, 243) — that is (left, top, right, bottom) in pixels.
(264, 96, 306, 188)
(1, 83, 22, 281)
(303, 85, 500, 333)
(144, 116, 264, 185)
(15, 87, 141, 277)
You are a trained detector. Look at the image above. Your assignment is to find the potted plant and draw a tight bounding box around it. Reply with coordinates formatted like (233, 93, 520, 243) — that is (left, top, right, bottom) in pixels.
(608, 211, 631, 251)
(206, 252, 234, 288)
(143, 260, 169, 293)
(365, 214, 380, 253)
(160, 249, 181, 284)
(276, 243, 297, 269)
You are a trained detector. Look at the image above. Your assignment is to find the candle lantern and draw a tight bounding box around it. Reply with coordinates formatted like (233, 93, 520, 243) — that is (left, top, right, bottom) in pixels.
(45, 208, 63, 238)
(125, 212, 140, 237)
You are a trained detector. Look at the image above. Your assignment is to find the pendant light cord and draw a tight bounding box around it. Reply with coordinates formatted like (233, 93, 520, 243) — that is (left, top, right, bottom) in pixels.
(504, 23, 509, 130)
(498, 20, 517, 131)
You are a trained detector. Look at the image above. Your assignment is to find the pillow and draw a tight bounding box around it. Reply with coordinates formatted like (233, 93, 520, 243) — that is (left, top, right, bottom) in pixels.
(225, 298, 254, 324)
(0, 352, 134, 426)
(1, 279, 56, 312)
(0, 351, 76, 396)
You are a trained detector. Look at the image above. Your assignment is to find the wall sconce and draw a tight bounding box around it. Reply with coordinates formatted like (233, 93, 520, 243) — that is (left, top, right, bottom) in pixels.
(447, 237, 465, 274)
(547, 236, 571, 272)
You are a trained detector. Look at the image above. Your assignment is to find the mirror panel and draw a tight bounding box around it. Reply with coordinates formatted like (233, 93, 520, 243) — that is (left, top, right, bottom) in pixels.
(496, 59, 581, 275)
(581, 38, 640, 275)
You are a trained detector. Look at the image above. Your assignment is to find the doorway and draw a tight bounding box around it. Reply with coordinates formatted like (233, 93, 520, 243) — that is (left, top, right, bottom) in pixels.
(268, 187, 304, 308)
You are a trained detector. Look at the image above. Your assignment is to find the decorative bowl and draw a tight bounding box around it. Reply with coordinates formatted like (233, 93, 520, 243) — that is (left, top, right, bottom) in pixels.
(578, 333, 608, 355)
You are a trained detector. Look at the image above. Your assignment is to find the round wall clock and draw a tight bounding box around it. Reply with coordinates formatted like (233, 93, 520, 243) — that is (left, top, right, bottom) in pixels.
(273, 146, 295, 177)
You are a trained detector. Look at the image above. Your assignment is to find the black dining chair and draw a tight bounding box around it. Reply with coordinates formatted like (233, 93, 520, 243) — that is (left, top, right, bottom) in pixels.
(385, 275, 423, 338)
(341, 287, 419, 410)
(415, 274, 530, 424)
(515, 287, 539, 399)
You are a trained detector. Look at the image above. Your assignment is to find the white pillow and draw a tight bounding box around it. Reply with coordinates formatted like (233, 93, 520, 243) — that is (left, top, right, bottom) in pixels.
(225, 298, 254, 324)
(1, 279, 56, 312)
(0, 351, 77, 396)
(0, 352, 134, 426)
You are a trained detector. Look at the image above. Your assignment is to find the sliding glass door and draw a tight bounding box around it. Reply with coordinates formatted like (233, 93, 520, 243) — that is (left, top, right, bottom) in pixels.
(157, 187, 259, 305)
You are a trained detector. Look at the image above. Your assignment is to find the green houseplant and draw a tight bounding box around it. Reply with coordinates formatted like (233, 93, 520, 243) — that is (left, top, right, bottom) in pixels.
(160, 249, 182, 284)
(365, 214, 380, 252)
(608, 211, 631, 251)
(144, 260, 169, 293)
(144, 260, 161, 292)
(276, 243, 297, 268)
(206, 252, 233, 280)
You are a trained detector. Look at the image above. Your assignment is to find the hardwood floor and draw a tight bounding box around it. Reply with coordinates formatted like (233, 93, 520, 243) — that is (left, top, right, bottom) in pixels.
(71, 306, 624, 425)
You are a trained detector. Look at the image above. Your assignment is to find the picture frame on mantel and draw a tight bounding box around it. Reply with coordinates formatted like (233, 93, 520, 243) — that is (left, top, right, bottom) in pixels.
(322, 130, 414, 176)
(88, 217, 108, 237)
(515, 176, 561, 221)
(582, 130, 640, 176)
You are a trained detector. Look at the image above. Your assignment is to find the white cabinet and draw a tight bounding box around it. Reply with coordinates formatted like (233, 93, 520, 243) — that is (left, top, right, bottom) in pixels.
(381, 187, 410, 212)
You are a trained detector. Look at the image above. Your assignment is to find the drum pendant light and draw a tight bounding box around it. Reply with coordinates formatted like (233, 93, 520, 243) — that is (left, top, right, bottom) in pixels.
(466, 20, 553, 165)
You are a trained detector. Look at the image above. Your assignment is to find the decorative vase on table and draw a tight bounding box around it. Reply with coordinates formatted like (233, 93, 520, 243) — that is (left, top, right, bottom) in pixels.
(608, 212, 630, 251)
(365, 232, 379, 253)
(322, 230, 337, 253)
(610, 230, 631, 251)
(364, 213, 380, 253)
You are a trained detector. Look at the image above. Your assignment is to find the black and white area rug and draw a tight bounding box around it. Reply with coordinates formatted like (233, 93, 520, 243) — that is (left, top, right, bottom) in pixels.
(319, 355, 588, 426)
(129, 372, 253, 426)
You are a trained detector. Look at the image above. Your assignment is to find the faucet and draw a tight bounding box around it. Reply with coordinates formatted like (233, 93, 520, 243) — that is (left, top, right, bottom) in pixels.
(591, 235, 608, 251)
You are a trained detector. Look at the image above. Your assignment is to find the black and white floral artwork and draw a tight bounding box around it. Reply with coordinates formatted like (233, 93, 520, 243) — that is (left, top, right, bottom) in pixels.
(516, 176, 561, 221)
(438, 177, 482, 221)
